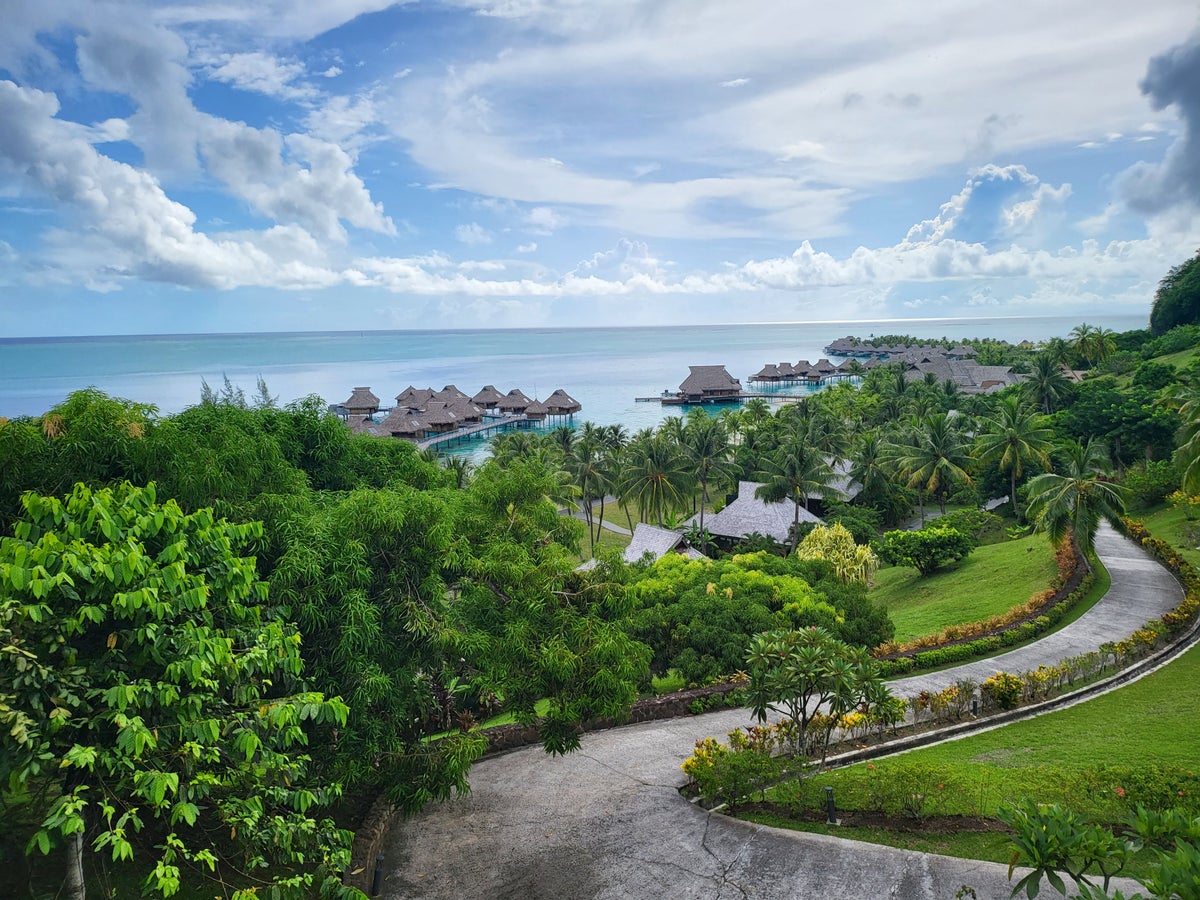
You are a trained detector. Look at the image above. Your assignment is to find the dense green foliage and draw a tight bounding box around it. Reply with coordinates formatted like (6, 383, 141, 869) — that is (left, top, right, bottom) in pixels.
(621, 551, 891, 684)
(875, 525, 976, 575)
(0, 484, 354, 899)
(1150, 249, 1200, 335)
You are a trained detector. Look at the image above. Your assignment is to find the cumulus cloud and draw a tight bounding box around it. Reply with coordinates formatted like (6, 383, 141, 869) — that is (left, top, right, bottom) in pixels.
(1120, 31, 1200, 213)
(206, 51, 316, 100)
(0, 80, 342, 290)
(516, 241, 538, 252)
(455, 222, 494, 244)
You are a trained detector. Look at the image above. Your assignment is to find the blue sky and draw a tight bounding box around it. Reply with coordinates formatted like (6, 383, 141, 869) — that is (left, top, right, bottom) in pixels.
(0, 0, 1198, 336)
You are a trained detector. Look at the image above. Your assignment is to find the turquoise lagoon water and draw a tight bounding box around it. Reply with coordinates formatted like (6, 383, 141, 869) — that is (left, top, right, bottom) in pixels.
(0, 316, 1148, 449)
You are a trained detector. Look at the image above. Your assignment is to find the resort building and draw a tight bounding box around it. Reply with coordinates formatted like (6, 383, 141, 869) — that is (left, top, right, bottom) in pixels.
(685, 481, 825, 549)
(675, 365, 742, 403)
(472, 385, 505, 409)
(545, 389, 582, 417)
(498, 388, 533, 414)
(577, 523, 707, 571)
(342, 387, 380, 417)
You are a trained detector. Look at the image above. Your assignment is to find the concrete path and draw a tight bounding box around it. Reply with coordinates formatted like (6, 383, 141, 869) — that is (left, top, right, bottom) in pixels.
(381, 524, 1181, 899)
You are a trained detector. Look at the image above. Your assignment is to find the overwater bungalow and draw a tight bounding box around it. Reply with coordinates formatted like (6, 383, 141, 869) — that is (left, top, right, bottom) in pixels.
(377, 408, 426, 439)
(419, 401, 460, 434)
(435, 384, 470, 403)
(545, 389, 582, 416)
(524, 398, 550, 421)
(750, 363, 780, 383)
(449, 399, 485, 424)
(498, 388, 533, 414)
(342, 387, 380, 417)
(472, 385, 505, 409)
(674, 365, 741, 403)
(346, 414, 382, 436)
(396, 386, 435, 408)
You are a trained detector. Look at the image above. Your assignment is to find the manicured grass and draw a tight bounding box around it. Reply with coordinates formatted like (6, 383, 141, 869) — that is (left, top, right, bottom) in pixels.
(871, 535, 1059, 644)
(750, 640, 1200, 876)
(1139, 503, 1200, 569)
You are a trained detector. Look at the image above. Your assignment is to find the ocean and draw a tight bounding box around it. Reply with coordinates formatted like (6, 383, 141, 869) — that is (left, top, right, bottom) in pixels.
(0, 315, 1148, 447)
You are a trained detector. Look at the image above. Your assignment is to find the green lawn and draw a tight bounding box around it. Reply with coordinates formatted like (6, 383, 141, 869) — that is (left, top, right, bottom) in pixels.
(750, 639, 1200, 875)
(870, 534, 1059, 644)
(1139, 503, 1200, 569)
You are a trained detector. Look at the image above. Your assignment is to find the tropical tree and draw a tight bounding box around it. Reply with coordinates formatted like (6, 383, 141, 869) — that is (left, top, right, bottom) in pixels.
(754, 427, 834, 551)
(1165, 374, 1200, 493)
(618, 434, 693, 527)
(1, 483, 353, 900)
(847, 430, 904, 522)
(1024, 353, 1072, 414)
(1150, 248, 1200, 334)
(682, 412, 736, 547)
(1025, 439, 1127, 566)
(887, 412, 973, 518)
(975, 395, 1053, 521)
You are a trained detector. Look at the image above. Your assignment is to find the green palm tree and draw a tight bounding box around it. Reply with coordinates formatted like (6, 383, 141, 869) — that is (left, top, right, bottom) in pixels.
(1165, 375, 1200, 493)
(1024, 353, 1072, 414)
(1025, 439, 1127, 567)
(1069, 323, 1095, 365)
(754, 427, 834, 550)
(682, 413, 736, 548)
(568, 436, 612, 552)
(975, 395, 1053, 521)
(887, 412, 973, 518)
(618, 434, 693, 527)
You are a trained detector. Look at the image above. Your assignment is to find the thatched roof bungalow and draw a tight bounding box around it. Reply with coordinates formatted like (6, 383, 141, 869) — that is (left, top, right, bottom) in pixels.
(449, 400, 484, 424)
(472, 385, 505, 409)
(577, 523, 707, 571)
(750, 364, 780, 383)
(346, 414, 383, 436)
(435, 385, 470, 402)
(685, 481, 824, 547)
(678, 365, 741, 402)
(376, 408, 426, 439)
(419, 401, 460, 433)
(524, 398, 550, 421)
(396, 386, 435, 408)
(342, 387, 380, 416)
(498, 388, 533, 414)
(545, 389, 581, 416)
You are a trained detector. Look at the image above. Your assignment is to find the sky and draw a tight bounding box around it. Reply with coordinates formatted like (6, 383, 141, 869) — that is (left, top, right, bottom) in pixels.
(0, 1, 1198, 337)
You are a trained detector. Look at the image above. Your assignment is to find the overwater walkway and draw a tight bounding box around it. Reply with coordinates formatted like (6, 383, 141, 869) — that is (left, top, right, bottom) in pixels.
(382, 524, 1182, 899)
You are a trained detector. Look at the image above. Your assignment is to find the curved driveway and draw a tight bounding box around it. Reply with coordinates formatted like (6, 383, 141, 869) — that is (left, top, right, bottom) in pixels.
(382, 523, 1182, 899)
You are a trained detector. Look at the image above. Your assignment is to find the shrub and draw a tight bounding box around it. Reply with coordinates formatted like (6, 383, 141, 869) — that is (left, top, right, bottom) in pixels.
(1123, 460, 1179, 510)
(981, 671, 1023, 710)
(935, 508, 1005, 545)
(875, 526, 975, 576)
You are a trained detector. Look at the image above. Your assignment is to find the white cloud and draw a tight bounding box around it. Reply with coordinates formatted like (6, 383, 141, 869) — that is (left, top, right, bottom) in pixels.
(322, 66, 343, 78)
(207, 51, 316, 100)
(719, 77, 750, 88)
(455, 222, 494, 244)
(516, 241, 538, 252)
(525, 206, 565, 233)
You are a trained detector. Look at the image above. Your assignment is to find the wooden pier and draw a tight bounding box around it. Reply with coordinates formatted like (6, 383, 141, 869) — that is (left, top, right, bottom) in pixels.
(415, 414, 531, 450)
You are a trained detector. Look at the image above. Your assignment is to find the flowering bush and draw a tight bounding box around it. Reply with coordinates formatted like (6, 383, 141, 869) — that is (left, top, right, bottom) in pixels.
(981, 672, 1024, 710)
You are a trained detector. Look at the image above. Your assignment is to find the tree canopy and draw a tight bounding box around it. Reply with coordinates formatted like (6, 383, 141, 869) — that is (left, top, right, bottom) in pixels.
(1150, 249, 1200, 335)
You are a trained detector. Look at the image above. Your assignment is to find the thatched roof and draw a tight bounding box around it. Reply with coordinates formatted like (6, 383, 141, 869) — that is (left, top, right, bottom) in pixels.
(377, 408, 425, 438)
(775, 362, 796, 377)
(346, 414, 382, 436)
(435, 384, 470, 402)
(814, 358, 836, 373)
(545, 388, 581, 413)
(419, 401, 459, 426)
(625, 524, 706, 563)
(679, 365, 740, 394)
(686, 481, 823, 543)
(524, 398, 550, 418)
(396, 386, 435, 407)
(753, 364, 780, 379)
(449, 400, 484, 421)
(498, 388, 532, 412)
(472, 384, 505, 405)
(343, 386, 380, 410)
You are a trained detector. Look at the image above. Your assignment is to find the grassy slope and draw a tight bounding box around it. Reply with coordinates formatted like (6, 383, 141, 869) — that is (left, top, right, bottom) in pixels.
(870, 535, 1059, 644)
(1140, 503, 1200, 569)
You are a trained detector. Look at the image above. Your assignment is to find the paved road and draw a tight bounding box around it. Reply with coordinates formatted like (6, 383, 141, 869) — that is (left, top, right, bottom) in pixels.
(381, 524, 1181, 899)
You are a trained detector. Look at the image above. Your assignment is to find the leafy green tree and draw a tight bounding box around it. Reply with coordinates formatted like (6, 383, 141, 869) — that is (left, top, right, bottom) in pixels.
(1025, 353, 1072, 414)
(682, 412, 736, 548)
(975, 395, 1053, 521)
(794, 523, 879, 585)
(875, 525, 975, 576)
(754, 425, 835, 551)
(618, 434, 693, 527)
(745, 627, 892, 759)
(0, 483, 353, 900)
(1025, 439, 1127, 566)
(1150, 249, 1200, 335)
(887, 412, 973, 517)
